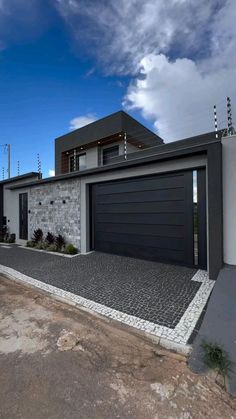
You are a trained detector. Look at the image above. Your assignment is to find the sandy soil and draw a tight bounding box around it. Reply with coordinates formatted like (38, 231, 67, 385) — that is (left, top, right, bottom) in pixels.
(0, 276, 235, 419)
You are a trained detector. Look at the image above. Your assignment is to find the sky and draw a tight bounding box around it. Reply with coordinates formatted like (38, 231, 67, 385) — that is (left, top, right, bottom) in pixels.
(0, 0, 235, 178)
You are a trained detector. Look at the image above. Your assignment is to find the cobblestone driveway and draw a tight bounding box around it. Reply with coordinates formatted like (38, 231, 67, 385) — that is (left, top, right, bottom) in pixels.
(0, 244, 201, 330)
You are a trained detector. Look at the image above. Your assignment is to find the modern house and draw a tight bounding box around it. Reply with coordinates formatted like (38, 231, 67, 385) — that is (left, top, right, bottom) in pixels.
(55, 111, 163, 174)
(1, 110, 235, 282)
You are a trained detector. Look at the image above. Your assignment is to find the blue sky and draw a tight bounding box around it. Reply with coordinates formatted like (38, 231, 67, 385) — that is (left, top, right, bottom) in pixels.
(0, 13, 132, 177)
(0, 0, 235, 178)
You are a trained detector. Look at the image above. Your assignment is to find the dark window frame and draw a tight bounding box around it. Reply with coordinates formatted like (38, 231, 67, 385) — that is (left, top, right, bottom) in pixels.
(69, 152, 86, 172)
(103, 145, 119, 165)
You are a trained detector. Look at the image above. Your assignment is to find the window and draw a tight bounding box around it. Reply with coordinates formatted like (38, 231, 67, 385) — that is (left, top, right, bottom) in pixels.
(69, 153, 86, 172)
(103, 145, 119, 165)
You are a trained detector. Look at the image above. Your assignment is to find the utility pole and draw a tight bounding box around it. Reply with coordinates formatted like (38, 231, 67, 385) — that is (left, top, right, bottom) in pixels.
(7, 144, 10, 179)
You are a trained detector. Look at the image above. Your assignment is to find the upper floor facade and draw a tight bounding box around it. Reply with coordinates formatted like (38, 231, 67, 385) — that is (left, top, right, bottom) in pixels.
(55, 111, 163, 175)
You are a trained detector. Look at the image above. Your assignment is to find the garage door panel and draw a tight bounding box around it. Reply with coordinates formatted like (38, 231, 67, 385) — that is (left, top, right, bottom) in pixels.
(96, 213, 185, 226)
(95, 174, 185, 195)
(96, 188, 185, 204)
(92, 171, 195, 266)
(95, 232, 184, 250)
(96, 241, 185, 264)
(96, 201, 185, 214)
(96, 223, 185, 238)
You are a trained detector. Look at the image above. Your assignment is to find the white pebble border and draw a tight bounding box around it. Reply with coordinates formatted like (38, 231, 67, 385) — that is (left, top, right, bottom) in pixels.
(0, 264, 214, 352)
(18, 245, 80, 258)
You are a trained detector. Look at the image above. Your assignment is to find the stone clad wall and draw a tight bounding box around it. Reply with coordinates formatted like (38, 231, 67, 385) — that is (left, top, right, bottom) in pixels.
(29, 178, 81, 249)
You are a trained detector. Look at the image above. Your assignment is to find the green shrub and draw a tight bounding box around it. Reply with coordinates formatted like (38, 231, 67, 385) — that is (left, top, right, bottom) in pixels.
(47, 244, 58, 252)
(35, 242, 48, 250)
(26, 240, 35, 248)
(65, 244, 78, 255)
(32, 228, 43, 243)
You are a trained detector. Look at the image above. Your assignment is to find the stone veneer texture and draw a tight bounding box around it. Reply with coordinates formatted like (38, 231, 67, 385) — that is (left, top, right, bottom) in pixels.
(29, 178, 81, 248)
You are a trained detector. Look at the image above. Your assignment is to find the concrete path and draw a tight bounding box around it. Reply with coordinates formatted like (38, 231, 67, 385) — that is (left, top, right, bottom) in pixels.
(0, 276, 235, 419)
(189, 265, 236, 396)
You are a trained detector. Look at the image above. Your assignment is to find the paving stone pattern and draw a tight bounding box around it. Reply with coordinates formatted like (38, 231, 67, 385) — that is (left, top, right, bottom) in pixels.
(0, 245, 199, 329)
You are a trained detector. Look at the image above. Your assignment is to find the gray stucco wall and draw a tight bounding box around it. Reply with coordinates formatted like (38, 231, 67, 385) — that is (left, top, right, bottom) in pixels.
(28, 178, 81, 249)
(222, 134, 236, 265)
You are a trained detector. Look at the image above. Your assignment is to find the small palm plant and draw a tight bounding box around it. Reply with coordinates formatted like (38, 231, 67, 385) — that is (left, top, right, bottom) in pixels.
(202, 341, 233, 387)
(45, 232, 55, 245)
(55, 234, 66, 251)
(32, 228, 43, 243)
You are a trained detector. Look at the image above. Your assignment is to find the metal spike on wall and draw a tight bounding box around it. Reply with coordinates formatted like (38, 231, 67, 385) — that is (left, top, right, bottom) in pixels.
(124, 132, 127, 160)
(73, 149, 77, 172)
(37, 153, 41, 175)
(213, 105, 218, 139)
(227, 96, 235, 135)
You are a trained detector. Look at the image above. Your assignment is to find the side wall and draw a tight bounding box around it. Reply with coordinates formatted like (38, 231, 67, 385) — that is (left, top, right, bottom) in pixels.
(4, 178, 81, 249)
(0, 184, 3, 231)
(3, 176, 39, 242)
(28, 178, 81, 248)
(222, 134, 236, 264)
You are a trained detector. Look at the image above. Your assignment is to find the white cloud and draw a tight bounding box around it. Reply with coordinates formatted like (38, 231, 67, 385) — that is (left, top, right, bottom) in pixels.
(69, 114, 97, 130)
(48, 169, 55, 177)
(55, 0, 236, 141)
(124, 53, 236, 141)
(119, 0, 236, 140)
(1, 0, 235, 142)
(54, 0, 222, 74)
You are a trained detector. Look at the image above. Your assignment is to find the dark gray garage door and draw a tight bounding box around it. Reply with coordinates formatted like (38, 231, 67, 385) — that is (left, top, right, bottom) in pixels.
(91, 171, 196, 266)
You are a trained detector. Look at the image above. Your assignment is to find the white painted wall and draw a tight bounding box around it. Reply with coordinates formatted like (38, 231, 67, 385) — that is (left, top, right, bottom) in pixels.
(222, 134, 236, 264)
(86, 147, 98, 169)
(4, 186, 30, 244)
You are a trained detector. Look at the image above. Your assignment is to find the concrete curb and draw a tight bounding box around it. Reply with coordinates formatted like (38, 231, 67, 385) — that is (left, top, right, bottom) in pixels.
(18, 246, 80, 258)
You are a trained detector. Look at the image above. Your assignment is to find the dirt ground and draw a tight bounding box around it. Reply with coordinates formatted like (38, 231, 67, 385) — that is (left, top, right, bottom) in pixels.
(0, 276, 235, 419)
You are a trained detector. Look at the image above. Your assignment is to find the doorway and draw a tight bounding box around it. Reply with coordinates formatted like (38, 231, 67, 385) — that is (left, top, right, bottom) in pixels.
(19, 193, 28, 240)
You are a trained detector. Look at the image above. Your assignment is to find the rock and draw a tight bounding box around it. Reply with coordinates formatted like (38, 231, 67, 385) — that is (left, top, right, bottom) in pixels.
(57, 329, 79, 351)
(150, 382, 175, 400)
